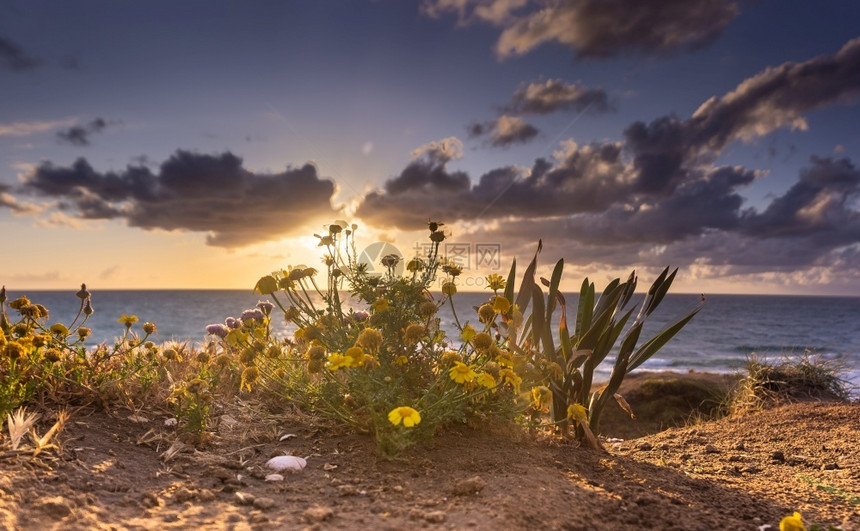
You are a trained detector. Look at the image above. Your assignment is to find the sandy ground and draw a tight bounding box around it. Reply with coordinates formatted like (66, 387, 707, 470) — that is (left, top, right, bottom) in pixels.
(1, 372, 858, 530)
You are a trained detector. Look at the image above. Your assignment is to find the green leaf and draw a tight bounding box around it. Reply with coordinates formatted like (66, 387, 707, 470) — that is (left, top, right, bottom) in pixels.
(504, 258, 516, 304)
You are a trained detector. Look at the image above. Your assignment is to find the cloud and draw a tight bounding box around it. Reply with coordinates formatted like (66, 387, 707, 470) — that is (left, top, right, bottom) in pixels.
(421, 0, 527, 25)
(504, 79, 614, 115)
(11, 150, 340, 247)
(56, 118, 110, 146)
(355, 39, 860, 278)
(420, 0, 740, 59)
(0, 34, 42, 71)
(0, 119, 77, 137)
(468, 115, 539, 148)
(495, 0, 740, 59)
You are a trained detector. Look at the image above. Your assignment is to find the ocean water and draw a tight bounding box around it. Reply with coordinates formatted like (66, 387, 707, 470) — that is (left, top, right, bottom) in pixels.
(5, 289, 860, 388)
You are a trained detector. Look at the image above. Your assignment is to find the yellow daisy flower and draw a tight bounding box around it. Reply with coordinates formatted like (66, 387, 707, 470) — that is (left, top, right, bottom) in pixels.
(449, 361, 477, 384)
(388, 406, 421, 427)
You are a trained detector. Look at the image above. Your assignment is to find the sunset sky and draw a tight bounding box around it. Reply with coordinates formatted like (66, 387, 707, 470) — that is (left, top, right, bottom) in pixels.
(2, 0, 859, 295)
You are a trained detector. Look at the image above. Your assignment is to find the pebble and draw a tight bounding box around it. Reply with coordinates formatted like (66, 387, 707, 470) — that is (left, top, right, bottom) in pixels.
(303, 505, 335, 523)
(452, 476, 487, 496)
(337, 484, 359, 496)
(821, 462, 840, 470)
(770, 451, 785, 462)
(424, 510, 447, 523)
(732, 441, 745, 451)
(234, 492, 255, 506)
(637, 442, 653, 451)
(253, 497, 276, 510)
(704, 444, 720, 454)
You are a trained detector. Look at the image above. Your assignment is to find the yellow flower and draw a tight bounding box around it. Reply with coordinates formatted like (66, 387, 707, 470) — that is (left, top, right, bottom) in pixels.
(345, 346, 365, 366)
(567, 403, 588, 423)
(499, 368, 522, 393)
(327, 352, 353, 370)
(388, 406, 421, 428)
(449, 361, 477, 384)
(475, 372, 496, 389)
(532, 386, 553, 411)
(440, 350, 462, 367)
(49, 323, 69, 336)
(419, 300, 438, 318)
(371, 298, 389, 312)
(356, 328, 383, 351)
(779, 512, 805, 531)
(477, 304, 495, 323)
(118, 314, 139, 328)
(240, 366, 259, 392)
(395, 355, 409, 366)
(460, 324, 476, 342)
(441, 281, 457, 296)
(403, 323, 425, 345)
(472, 332, 493, 351)
(492, 296, 511, 314)
(485, 273, 506, 292)
(306, 345, 326, 360)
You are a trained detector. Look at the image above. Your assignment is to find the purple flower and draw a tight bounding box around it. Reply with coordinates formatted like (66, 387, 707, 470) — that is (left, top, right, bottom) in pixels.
(241, 308, 265, 323)
(225, 317, 242, 329)
(206, 324, 229, 338)
(256, 300, 275, 314)
(353, 311, 369, 322)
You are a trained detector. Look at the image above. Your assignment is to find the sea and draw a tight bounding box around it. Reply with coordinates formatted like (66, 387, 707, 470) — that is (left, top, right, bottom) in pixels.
(5, 289, 860, 390)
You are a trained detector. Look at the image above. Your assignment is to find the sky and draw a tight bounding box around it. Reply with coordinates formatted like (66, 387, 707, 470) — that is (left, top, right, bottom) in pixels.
(1, 0, 859, 295)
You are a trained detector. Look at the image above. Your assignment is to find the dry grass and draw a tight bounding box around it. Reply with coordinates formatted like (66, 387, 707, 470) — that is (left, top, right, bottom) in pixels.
(728, 353, 853, 414)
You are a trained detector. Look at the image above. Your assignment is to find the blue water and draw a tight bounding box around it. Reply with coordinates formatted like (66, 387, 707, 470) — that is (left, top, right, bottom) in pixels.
(4, 289, 859, 388)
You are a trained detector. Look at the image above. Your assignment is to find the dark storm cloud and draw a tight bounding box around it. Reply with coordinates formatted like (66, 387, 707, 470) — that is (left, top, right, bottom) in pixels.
(504, 79, 614, 115)
(741, 156, 860, 245)
(468, 115, 539, 148)
(56, 118, 109, 146)
(18, 150, 339, 247)
(356, 38, 860, 276)
(0, 34, 42, 71)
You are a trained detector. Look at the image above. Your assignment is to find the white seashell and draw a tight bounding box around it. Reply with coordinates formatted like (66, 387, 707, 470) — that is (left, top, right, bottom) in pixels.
(164, 418, 178, 427)
(279, 433, 297, 441)
(265, 474, 284, 482)
(266, 455, 307, 472)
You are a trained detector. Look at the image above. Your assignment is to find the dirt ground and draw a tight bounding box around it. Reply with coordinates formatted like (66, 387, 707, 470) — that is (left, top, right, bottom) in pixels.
(1, 372, 858, 530)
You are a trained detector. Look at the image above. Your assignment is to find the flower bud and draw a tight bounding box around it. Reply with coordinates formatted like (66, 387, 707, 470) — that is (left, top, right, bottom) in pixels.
(76, 283, 90, 300)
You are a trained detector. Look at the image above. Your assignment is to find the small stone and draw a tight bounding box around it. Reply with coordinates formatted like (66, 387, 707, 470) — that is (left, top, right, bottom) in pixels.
(728, 455, 743, 462)
(732, 441, 745, 451)
(770, 451, 785, 462)
(253, 497, 277, 510)
(741, 465, 760, 474)
(704, 444, 720, 454)
(452, 476, 487, 496)
(172, 488, 196, 504)
(234, 492, 255, 505)
(637, 442, 653, 451)
(424, 510, 447, 523)
(337, 484, 359, 496)
(303, 505, 334, 523)
(821, 462, 839, 470)
(657, 443, 671, 450)
(248, 511, 269, 524)
(392, 485, 404, 493)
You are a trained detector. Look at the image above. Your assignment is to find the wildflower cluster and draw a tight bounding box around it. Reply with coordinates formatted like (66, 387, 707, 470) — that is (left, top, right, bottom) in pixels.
(1, 285, 161, 418)
(205, 221, 526, 454)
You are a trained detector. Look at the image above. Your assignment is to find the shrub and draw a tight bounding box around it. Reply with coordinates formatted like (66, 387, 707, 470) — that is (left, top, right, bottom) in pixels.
(502, 243, 703, 446)
(728, 353, 852, 414)
(207, 221, 526, 455)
